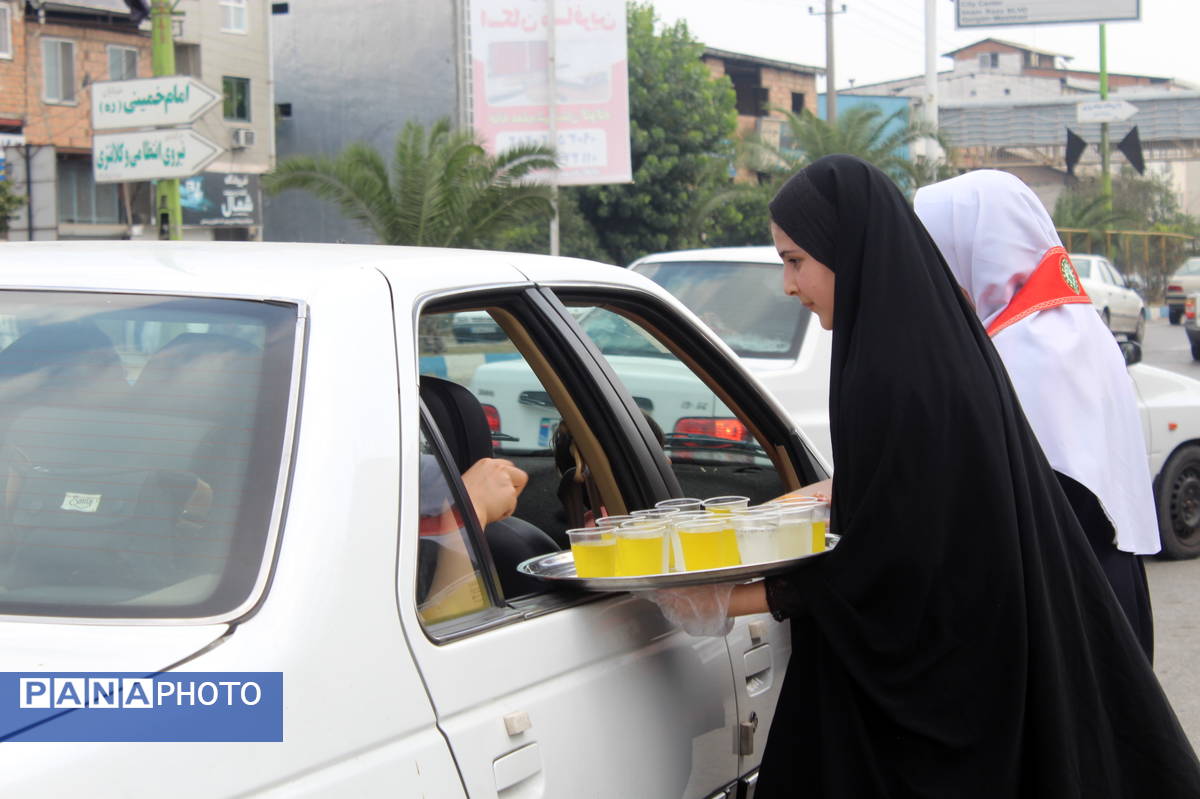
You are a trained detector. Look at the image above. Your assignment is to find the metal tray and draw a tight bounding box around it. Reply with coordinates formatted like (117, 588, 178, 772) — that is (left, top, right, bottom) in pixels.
(517, 534, 840, 592)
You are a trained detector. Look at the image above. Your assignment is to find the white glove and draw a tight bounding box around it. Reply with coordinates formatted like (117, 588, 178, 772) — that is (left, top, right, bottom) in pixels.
(647, 584, 736, 637)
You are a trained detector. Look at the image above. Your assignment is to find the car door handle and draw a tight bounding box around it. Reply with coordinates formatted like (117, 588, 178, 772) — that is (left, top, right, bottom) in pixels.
(494, 742, 543, 793)
(744, 644, 773, 695)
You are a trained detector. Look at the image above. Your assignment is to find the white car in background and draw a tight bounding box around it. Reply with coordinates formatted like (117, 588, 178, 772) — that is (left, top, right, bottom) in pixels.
(1068, 253, 1146, 342)
(628, 246, 1200, 559)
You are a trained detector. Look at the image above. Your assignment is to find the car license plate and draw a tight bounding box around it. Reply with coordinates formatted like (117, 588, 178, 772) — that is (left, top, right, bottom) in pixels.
(538, 418, 556, 448)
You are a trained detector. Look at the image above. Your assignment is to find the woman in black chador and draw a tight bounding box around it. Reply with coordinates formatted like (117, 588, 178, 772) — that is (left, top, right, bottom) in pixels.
(722, 155, 1199, 796)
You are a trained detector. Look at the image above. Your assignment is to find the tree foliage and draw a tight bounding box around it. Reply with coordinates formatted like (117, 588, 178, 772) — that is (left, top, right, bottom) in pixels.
(742, 105, 946, 195)
(565, 3, 739, 265)
(263, 118, 556, 248)
(0, 180, 25, 237)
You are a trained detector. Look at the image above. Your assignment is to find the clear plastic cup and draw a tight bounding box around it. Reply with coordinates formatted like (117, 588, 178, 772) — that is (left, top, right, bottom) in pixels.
(614, 523, 668, 576)
(630, 507, 682, 520)
(775, 505, 814, 559)
(810, 502, 831, 553)
(735, 523, 778, 565)
(654, 497, 704, 513)
(703, 495, 750, 514)
(566, 527, 617, 577)
(594, 514, 636, 529)
(676, 517, 741, 571)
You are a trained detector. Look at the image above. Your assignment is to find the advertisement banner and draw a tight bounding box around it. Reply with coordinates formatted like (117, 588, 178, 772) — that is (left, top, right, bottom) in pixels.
(469, 0, 631, 186)
(179, 172, 262, 227)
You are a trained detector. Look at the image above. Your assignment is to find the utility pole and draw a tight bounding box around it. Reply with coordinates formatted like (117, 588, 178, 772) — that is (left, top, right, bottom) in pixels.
(923, 0, 938, 132)
(151, 0, 182, 240)
(809, 3, 847, 123)
(1099, 23, 1112, 215)
(547, 0, 559, 256)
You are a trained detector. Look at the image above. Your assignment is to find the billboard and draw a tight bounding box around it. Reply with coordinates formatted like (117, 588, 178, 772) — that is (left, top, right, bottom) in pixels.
(468, 0, 631, 186)
(956, 0, 1140, 27)
(179, 172, 261, 227)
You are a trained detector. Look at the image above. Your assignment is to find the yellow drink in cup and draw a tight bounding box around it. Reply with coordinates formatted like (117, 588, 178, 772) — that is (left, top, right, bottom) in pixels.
(566, 528, 617, 578)
(614, 524, 667, 576)
(678, 517, 741, 570)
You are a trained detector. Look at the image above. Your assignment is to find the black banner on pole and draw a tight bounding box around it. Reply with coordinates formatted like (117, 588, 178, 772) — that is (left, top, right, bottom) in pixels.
(1065, 128, 1087, 176)
(1117, 126, 1146, 175)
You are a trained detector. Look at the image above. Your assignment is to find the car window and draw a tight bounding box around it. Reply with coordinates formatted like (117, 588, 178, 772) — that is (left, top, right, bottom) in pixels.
(565, 304, 790, 505)
(0, 292, 297, 619)
(415, 423, 495, 627)
(1071, 256, 1093, 279)
(631, 261, 810, 359)
(1177, 258, 1200, 276)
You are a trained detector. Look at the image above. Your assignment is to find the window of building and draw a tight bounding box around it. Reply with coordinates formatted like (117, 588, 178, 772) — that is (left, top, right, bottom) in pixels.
(220, 0, 248, 33)
(276, 102, 292, 119)
(57, 155, 122, 225)
(0, 4, 13, 60)
(42, 39, 76, 104)
(791, 91, 806, 114)
(107, 45, 139, 81)
(174, 43, 201, 77)
(223, 76, 250, 121)
(978, 52, 999, 69)
(271, 2, 289, 13)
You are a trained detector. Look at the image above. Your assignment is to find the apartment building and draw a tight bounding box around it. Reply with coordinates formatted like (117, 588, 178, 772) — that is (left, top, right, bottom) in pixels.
(1, 0, 272, 241)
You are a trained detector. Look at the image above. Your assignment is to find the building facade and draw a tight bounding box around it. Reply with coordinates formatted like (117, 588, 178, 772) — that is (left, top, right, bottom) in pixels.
(0, 0, 272, 242)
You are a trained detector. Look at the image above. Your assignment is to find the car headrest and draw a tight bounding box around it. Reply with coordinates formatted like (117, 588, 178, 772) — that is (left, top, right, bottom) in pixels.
(0, 320, 128, 406)
(132, 333, 262, 419)
(419, 376, 493, 473)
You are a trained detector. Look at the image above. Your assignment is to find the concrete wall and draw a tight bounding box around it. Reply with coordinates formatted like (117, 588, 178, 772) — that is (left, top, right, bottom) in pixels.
(265, 0, 461, 244)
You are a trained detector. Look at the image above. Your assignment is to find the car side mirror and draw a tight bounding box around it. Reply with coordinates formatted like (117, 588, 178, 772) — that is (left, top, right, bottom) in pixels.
(1119, 339, 1142, 366)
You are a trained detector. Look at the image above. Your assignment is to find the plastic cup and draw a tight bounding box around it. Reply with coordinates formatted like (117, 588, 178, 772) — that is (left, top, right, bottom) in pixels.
(676, 517, 741, 571)
(630, 507, 682, 520)
(703, 495, 750, 514)
(614, 523, 668, 576)
(810, 503, 831, 553)
(567, 527, 617, 577)
(775, 505, 814, 559)
(654, 497, 704, 513)
(735, 524, 778, 565)
(594, 514, 636, 529)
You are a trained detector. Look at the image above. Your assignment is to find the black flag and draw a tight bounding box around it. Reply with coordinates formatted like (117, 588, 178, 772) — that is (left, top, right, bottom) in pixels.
(1065, 129, 1087, 176)
(123, 0, 151, 24)
(1118, 126, 1146, 175)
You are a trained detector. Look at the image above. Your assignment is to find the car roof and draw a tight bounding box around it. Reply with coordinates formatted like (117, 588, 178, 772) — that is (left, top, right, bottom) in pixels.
(631, 245, 780, 266)
(0, 241, 660, 307)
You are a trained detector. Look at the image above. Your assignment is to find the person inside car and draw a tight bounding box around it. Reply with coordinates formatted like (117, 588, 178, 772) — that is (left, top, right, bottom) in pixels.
(651, 155, 1200, 797)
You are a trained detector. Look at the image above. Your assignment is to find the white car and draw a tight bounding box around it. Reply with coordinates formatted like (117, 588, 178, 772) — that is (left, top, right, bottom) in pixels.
(1068, 253, 1146, 342)
(0, 241, 827, 797)
(630, 246, 1200, 559)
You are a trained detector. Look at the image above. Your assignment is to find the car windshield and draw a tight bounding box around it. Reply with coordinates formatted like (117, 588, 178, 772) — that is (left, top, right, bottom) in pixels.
(0, 292, 298, 620)
(631, 260, 810, 359)
(1177, 258, 1200, 276)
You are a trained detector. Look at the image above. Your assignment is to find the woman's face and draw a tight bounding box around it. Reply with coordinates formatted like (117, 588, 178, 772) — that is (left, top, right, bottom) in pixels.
(772, 222, 835, 330)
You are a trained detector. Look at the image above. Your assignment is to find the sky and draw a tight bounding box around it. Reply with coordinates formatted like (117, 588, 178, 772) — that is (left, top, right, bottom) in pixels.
(645, 0, 1200, 92)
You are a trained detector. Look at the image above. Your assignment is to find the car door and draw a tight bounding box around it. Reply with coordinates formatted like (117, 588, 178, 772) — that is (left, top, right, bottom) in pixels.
(1103, 261, 1140, 331)
(541, 283, 827, 790)
(398, 288, 742, 799)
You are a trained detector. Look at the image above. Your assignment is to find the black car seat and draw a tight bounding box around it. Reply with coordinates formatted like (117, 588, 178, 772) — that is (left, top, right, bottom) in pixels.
(419, 375, 559, 599)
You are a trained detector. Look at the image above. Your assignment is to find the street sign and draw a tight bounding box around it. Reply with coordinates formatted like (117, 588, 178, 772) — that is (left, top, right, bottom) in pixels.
(93, 128, 221, 183)
(92, 76, 222, 131)
(1076, 99, 1139, 124)
(957, 0, 1140, 28)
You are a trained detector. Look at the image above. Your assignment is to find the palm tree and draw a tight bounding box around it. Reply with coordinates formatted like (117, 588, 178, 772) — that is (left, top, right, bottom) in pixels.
(263, 118, 557, 248)
(742, 105, 948, 193)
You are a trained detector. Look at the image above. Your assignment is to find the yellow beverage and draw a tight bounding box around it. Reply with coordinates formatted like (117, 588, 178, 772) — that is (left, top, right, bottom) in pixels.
(615, 534, 665, 576)
(812, 519, 827, 553)
(571, 537, 617, 577)
(678, 527, 742, 570)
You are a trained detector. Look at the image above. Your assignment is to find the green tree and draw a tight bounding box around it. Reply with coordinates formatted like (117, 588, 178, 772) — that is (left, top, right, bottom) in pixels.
(742, 105, 946, 194)
(0, 180, 25, 238)
(565, 3, 739, 265)
(263, 118, 556, 248)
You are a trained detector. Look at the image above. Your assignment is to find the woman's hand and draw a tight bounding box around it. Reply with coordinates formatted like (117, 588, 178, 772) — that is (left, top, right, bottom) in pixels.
(646, 584, 736, 637)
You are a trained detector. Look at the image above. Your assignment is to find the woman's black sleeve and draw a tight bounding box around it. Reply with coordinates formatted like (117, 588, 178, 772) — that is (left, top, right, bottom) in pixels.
(764, 570, 813, 621)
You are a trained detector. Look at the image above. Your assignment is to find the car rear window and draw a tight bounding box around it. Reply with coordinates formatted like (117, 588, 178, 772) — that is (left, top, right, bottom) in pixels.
(0, 292, 298, 620)
(1177, 258, 1200, 276)
(1070, 256, 1093, 279)
(631, 261, 810, 359)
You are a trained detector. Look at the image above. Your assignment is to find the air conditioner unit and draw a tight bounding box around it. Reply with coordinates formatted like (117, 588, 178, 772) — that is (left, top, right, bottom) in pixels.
(231, 128, 256, 149)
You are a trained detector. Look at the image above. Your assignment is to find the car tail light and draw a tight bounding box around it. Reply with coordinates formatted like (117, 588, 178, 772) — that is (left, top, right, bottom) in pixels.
(1169, 284, 1184, 293)
(1189, 298, 1197, 320)
(673, 417, 751, 446)
(481, 404, 501, 435)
